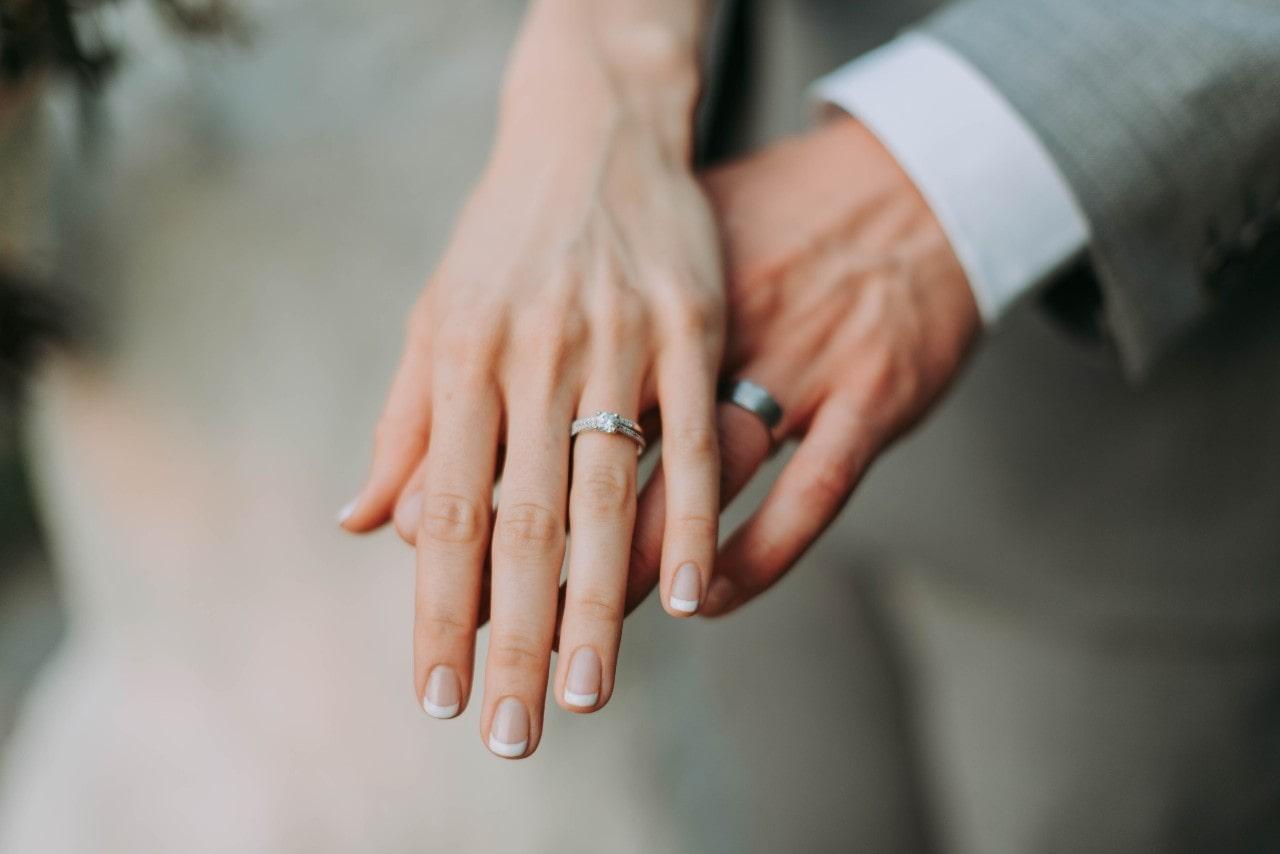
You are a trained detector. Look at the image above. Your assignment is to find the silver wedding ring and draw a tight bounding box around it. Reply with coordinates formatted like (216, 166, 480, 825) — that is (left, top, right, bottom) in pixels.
(571, 410, 646, 454)
(719, 379, 783, 431)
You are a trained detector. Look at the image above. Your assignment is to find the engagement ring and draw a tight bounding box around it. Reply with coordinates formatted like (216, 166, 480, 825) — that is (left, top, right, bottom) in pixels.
(570, 411, 646, 454)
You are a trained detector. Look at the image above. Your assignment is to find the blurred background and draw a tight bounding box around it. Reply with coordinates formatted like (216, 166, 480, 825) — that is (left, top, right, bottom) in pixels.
(0, 391, 57, 748)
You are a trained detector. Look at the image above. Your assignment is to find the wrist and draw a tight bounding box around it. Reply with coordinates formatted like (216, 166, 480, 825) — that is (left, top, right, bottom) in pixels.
(495, 0, 702, 162)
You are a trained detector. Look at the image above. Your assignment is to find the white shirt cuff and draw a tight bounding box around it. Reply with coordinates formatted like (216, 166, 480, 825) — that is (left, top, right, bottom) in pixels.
(813, 33, 1091, 324)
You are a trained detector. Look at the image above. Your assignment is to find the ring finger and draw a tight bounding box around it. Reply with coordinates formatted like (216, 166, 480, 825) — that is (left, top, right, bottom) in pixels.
(554, 376, 644, 713)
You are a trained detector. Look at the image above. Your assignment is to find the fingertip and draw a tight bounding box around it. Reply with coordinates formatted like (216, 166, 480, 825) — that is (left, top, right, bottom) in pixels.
(558, 646, 606, 713)
(337, 492, 391, 533)
(665, 561, 702, 617)
(699, 575, 736, 617)
(486, 696, 533, 760)
(558, 689, 609, 714)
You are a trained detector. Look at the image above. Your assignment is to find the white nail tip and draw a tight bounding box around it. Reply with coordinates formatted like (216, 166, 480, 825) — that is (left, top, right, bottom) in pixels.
(563, 689, 599, 708)
(487, 735, 528, 758)
(669, 595, 699, 613)
(422, 698, 459, 719)
(336, 500, 356, 524)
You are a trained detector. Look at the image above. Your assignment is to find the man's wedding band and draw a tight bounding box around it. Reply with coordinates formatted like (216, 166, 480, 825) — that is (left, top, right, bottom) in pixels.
(571, 411, 646, 454)
(719, 379, 783, 430)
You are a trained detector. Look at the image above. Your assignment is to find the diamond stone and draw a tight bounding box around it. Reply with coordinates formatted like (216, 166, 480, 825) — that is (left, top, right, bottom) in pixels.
(598, 412, 620, 433)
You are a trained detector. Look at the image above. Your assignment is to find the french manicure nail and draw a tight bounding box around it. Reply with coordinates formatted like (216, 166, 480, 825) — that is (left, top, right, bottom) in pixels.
(488, 697, 529, 758)
(564, 647, 601, 708)
(336, 498, 358, 525)
(703, 576, 734, 614)
(422, 665, 461, 719)
(670, 563, 701, 613)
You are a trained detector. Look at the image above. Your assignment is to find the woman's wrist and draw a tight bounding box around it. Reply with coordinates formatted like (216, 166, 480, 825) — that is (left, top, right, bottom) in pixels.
(495, 0, 704, 164)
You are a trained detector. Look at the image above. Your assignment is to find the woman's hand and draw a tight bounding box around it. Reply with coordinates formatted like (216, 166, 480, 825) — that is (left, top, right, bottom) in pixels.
(624, 116, 981, 617)
(340, 0, 722, 758)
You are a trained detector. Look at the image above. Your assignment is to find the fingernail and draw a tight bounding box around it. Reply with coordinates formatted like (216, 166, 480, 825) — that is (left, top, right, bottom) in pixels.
(336, 498, 358, 525)
(703, 576, 735, 614)
(488, 697, 529, 758)
(395, 491, 423, 534)
(422, 665, 461, 719)
(564, 647, 601, 708)
(669, 563, 701, 613)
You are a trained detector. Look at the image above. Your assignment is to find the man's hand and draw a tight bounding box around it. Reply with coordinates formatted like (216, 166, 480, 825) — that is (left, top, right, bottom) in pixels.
(626, 115, 980, 616)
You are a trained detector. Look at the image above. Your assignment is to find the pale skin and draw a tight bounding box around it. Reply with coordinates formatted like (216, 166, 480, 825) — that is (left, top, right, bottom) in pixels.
(343, 0, 980, 760)
(341, 0, 723, 758)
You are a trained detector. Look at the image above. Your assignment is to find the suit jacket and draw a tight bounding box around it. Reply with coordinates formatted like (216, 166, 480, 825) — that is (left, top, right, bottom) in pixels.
(715, 0, 1280, 637)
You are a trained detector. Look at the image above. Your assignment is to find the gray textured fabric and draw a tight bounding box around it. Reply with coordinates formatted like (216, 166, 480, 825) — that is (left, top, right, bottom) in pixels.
(923, 0, 1280, 376)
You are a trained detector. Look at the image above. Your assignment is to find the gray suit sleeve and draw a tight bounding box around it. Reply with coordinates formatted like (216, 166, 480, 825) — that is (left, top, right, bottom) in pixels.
(920, 1, 1280, 375)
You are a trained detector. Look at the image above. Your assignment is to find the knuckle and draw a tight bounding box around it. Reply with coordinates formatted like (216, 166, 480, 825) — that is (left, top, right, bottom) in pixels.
(418, 607, 473, 643)
(858, 343, 909, 408)
(514, 314, 585, 384)
(434, 310, 504, 366)
(432, 321, 474, 358)
(666, 292, 725, 339)
(520, 298, 582, 345)
(799, 460, 854, 508)
(671, 424, 718, 462)
(495, 501, 564, 553)
(672, 512, 718, 542)
(593, 290, 648, 340)
(420, 492, 486, 545)
(574, 462, 636, 518)
(487, 634, 548, 672)
(568, 588, 625, 625)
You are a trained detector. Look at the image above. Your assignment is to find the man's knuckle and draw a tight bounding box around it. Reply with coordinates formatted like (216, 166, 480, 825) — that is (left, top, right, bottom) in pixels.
(420, 492, 486, 544)
(496, 501, 564, 553)
(801, 462, 853, 507)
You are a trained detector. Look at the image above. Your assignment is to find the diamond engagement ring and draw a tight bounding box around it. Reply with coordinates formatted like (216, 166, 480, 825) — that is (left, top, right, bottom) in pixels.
(571, 411, 646, 454)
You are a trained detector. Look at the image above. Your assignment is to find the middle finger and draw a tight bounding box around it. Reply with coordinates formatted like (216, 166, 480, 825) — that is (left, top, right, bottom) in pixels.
(481, 385, 573, 759)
